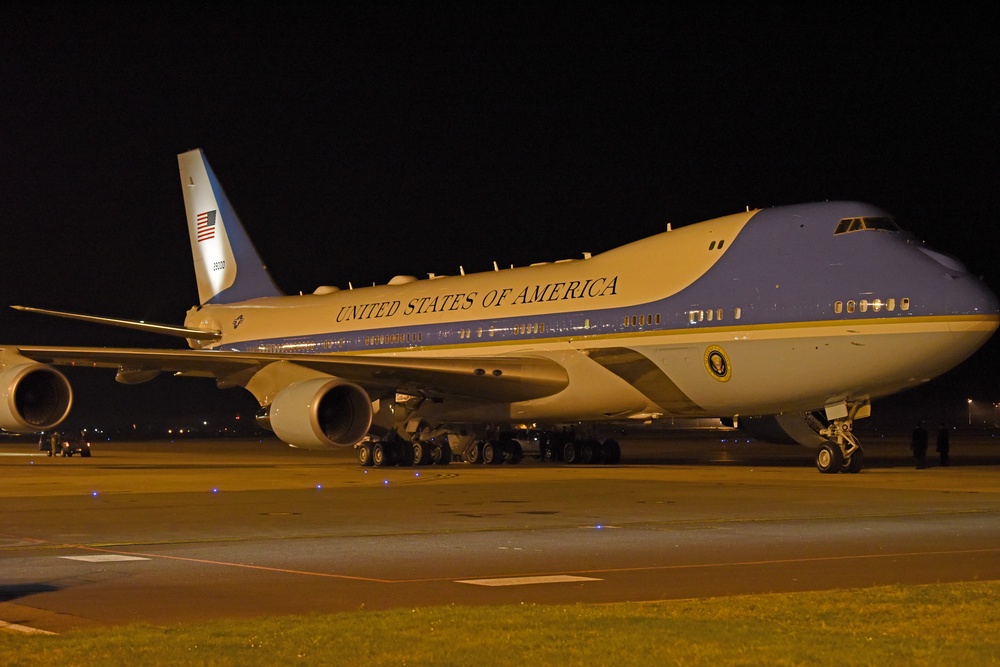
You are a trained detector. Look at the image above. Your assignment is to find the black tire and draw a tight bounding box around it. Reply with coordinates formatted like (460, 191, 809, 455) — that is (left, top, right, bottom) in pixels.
(506, 440, 523, 464)
(465, 440, 485, 464)
(483, 441, 503, 465)
(358, 443, 373, 466)
(845, 447, 865, 474)
(601, 438, 621, 464)
(397, 441, 416, 466)
(562, 441, 579, 464)
(372, 443, 388, 467)
(815, 443, 844, 474)
(433, 443, 452, 465)
(82, 451, 91, 458)
(412, 441, 428, 466)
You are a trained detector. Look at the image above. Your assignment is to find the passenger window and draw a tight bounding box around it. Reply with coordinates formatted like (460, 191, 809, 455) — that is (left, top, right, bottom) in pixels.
(901, 298, 910, 310)
(835, 301, 843, 314)
(847, 300, 856, 313)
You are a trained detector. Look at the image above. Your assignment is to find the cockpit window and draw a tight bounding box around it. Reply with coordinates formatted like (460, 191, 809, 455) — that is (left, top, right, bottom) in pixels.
(834, 217, 900, 235)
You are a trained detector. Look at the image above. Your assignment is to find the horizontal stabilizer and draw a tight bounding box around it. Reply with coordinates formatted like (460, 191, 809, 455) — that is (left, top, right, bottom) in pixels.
(11, 306, 221, 342)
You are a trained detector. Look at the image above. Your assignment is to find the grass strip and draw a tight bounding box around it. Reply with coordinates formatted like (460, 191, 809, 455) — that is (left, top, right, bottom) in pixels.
(2, 581, 998, 666)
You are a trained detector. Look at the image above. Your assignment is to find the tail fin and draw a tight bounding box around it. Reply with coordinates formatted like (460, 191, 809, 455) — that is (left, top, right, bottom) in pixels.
(178, 149, 284, 305)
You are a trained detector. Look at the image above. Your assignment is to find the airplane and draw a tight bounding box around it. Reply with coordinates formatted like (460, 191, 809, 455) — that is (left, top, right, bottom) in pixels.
(2, 148, 997, 473)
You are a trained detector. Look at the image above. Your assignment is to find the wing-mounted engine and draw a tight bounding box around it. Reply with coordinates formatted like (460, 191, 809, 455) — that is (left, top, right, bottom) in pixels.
(0, 353, 73, 432)
(258, 377, 373, 449)
(731, 412, 830, 447)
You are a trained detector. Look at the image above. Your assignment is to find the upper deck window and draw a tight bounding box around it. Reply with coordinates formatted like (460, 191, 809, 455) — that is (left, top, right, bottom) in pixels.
(834, 217, 900, 235)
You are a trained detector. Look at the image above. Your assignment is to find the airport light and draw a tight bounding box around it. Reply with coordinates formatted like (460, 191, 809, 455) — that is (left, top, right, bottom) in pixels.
(968, 398, 973, 426)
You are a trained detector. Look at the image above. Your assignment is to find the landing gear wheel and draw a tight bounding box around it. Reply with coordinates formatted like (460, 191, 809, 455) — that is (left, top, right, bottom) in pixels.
(397, 441, 416, 466)
(844, 447, 865, 474)
(431, 443, 452, 465)
(483, 441, 503, 464)
(601, 438, 621, 464)
(816, 443, 844, 474)
(562, 441, 580, 464)
(372, 442, 389, 467)
(465, 440, 485, 464)
(504, 440, 523, 464)
(357, 443, 374, 466)
(412, 441, 432, 466)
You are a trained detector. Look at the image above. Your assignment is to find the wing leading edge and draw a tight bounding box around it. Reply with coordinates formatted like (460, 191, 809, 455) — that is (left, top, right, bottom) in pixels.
(4, 345, 570, 403)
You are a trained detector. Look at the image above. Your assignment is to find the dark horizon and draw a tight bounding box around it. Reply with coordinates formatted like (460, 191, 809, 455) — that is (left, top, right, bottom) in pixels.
(1, 4, 996, 429)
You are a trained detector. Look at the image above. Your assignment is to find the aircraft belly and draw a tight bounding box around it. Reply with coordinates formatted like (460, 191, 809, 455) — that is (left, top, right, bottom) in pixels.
(641, 325, 991, 416)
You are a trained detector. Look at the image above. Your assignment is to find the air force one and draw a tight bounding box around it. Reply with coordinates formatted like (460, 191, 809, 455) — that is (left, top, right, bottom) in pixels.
(2, 149, 997, 472)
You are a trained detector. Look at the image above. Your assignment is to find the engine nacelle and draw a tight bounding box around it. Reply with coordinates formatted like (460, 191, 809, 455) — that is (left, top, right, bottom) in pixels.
(265, 378, 373, 449)
(0, 362, 73, 432)
(733, 412, 829, 448)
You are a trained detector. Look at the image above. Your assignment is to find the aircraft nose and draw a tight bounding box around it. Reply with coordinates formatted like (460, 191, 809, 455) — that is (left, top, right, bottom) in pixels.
(947, 273, 1000, 333)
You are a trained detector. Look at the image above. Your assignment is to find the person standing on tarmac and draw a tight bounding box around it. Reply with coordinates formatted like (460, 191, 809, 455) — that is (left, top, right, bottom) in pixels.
(936, 424, 951, 466)
(38, 430, 59, 457)
(911, 423, 928, 469)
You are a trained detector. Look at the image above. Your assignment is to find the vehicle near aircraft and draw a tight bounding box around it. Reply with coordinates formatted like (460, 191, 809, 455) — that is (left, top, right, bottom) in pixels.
(1, 149, 997, 473)
(35, 430, 91, 457)
(58, 435, 92, 458)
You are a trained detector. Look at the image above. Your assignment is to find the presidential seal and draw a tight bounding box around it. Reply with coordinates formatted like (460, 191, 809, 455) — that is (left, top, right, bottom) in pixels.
(704, 345, 732, 382)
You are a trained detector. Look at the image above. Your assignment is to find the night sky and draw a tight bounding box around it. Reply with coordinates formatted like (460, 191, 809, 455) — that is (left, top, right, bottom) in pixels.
(1, 4, 997, 431)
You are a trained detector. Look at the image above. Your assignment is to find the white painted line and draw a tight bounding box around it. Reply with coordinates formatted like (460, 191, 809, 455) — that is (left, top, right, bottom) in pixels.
(457, 575, 602, 587)
(60, 554, 150, 562)
(0, 620, 57, 634)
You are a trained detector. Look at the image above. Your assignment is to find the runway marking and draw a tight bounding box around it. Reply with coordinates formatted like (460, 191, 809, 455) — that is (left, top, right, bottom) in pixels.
(0, 620, 57, 635)
(8, 532, 1000, 587)
(61, 554, 150, 562)
(457, 575, 602, 586)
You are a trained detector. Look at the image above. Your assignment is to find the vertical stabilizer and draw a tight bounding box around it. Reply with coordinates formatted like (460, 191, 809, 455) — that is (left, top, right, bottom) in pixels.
(178, 149, 284, 305)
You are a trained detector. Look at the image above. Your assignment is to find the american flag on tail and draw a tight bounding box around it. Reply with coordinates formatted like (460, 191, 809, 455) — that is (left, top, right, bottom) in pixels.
(197, 210, 217, 242)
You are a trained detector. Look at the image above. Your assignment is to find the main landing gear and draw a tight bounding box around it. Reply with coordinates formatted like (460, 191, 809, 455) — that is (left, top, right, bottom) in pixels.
(354, 432, 623, 467)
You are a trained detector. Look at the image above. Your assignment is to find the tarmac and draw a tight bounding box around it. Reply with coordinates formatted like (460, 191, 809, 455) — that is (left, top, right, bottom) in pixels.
(1, 429, 998, 633)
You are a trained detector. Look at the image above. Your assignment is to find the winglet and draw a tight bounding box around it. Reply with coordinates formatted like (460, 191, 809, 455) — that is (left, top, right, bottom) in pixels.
(11, 305, 221, 341)
(178, 149, 284, 305)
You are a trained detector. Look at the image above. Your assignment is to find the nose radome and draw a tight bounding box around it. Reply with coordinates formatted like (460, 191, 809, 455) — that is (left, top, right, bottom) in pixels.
(947, 274, 1000, 336)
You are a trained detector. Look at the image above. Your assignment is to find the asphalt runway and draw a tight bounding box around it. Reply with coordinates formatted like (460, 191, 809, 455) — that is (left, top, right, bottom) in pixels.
(1, 430, 999, 634)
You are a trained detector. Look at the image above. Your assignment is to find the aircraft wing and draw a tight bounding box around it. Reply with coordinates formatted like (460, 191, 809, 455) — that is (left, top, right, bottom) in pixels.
(5, 345, 570, 403)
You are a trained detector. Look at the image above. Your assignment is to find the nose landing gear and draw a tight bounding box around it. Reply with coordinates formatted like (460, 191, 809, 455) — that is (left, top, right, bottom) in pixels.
(816, 405, 866, 474)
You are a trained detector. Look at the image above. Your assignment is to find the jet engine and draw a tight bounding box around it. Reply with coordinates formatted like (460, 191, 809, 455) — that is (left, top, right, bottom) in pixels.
(263, 378, 373, 449)
(731, 412, 829, 448)
(0, 361, 73, 432)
